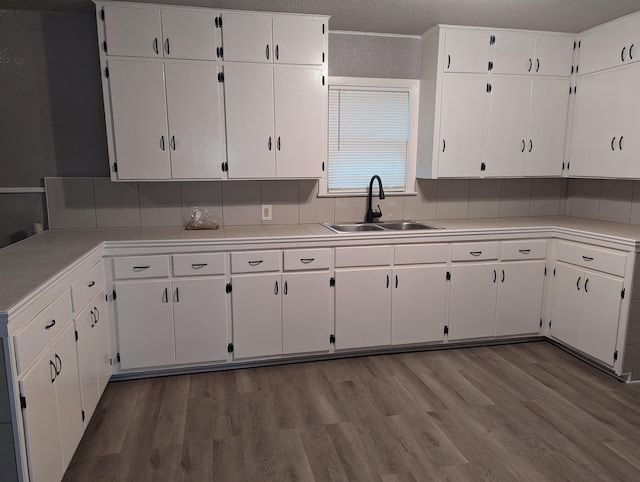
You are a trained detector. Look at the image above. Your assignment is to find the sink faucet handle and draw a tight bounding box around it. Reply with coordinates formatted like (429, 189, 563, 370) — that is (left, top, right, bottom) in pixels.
(373, 204, 383, 219)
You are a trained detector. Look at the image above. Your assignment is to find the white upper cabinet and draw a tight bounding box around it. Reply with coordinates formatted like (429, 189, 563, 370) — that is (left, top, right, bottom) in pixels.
(443, 29, 492, 73)
(273, 16, 326, 65)
(221, 12, 273, 63)
(492, 32, 536, 75)
(534, 35, 575, 77)
(160, 8, 218, 61)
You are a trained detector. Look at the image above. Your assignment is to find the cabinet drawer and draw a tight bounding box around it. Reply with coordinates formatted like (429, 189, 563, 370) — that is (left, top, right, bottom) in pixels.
(172, 253, 225, 277)
(284, 248, 332, 271)
(556, 241, 626, 277)
(71, 261, 105, 312)
(394, 244, 449, 265)
(451, 242, 500, 261)
(112, 256, 170, 279)
(231, 251, 281, 273)
(500, 240, 547, 261)
(14, 289, 73, 374)
(335, 246, 393, 267)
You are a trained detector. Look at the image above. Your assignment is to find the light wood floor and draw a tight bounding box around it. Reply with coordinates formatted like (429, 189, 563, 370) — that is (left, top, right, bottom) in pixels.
(63, 341, 640, 481)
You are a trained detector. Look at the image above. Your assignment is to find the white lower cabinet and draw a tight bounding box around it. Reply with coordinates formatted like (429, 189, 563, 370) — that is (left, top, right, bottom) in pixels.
(20, 323, 84, 482)
(549, 263, 582, 346)
(495, 261, 545, 336)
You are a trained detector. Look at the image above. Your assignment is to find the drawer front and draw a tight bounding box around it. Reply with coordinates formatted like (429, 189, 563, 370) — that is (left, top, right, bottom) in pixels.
(394, 244, 449, 265)
(500, 240, 547, 261)
(71, 261, 105, 312)
(556, 241, 626, 277)
(14, 289, 73, 374)
(231, 251, 281, 273)
(451, 242, 500, 261)
(112, 255, 170, 279)
(173, 253, 225, 277)
(284, 248, 332, 271)
(335, 246, 393, 267)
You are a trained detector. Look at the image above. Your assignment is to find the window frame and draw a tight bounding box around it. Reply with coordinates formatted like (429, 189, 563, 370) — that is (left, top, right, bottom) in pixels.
(319, 76, 420, 197)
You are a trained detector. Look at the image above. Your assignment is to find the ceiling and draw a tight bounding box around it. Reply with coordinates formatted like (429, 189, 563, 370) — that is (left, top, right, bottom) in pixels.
(3, 0, 640, 35)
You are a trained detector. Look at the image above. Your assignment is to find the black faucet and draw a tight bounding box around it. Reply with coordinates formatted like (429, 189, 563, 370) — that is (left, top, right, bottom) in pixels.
(366, 175, 385, 223)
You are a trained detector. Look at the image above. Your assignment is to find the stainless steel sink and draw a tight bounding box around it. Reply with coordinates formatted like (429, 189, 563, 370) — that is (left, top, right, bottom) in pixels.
(324, 221, 442, 233)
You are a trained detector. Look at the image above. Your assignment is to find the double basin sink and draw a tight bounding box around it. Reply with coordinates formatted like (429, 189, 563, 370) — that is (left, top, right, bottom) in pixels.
(323, 220, 442, 233)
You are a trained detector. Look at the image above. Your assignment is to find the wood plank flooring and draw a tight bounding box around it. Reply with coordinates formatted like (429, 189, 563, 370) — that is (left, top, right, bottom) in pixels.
(63, 341, 640, 481)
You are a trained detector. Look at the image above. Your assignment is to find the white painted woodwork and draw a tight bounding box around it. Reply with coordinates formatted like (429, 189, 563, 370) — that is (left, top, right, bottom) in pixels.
(617, 63, 640, 177)
(576, 272, 623, 366)
(224, 64, 276, 178)
(438, 74, 488, 177)
(102, 5, 162, 58)
(550, 263, 583, 346)
(231, 250, 281, 273)
(74, 303, 100, 425)
(493, 32, 536, 75)
(500, 240, 547, 261)
(161, 8, 218, 61)
(93, 291, 112, 395)
(172, 278, 228, 364)
(114, 280, 175, 369)
(274, 66, 325, 178)
(282, 272, 331, 354)
(495, 261, 545, 336)
(231, 274, 282, 359)
(112, 255, 170, 280)
(534, 35, 575, 77)
(107, 59, 171, 180)
(484, 75, 531, 177)
(556, 241, 626, 277)
(284, 248, 332, 271)
(448, 262, 498, 340)
(272, 16, 325, 65)
(221, 12, 273, 63)
(164, 62, 224, 179)
(524, 77, 569, 176)
(394, 244, 449, 265)
(451, 242, 500, 261)
(391, 265, 447, 345)
(70, 261, 104, 312)
(335, 268, 392, 349)
(172, 253, 226, 277)
(335, 246, 393, 268)
(443, 29, 492, 73)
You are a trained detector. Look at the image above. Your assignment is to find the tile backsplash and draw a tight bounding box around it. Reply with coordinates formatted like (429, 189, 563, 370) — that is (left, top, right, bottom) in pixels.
(44, 177, 568, 229)
(566, 178, 640, 225)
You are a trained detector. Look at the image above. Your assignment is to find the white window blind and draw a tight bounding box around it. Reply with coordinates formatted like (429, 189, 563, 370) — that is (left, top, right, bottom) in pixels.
(328, 88, 410, 193)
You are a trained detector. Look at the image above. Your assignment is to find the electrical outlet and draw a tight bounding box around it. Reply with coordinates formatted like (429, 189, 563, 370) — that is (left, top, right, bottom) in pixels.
(262, 204, 272, 221)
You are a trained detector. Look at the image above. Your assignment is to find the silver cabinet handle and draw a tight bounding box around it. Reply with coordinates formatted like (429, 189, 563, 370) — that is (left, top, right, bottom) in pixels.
(133, 266, 150, 271)
(518, 249, 531, 255)
(470, 251, 482, 256)
(191, 263, 208, 269)
(300, 258, 314, 264)
(248, 260, 263, 266)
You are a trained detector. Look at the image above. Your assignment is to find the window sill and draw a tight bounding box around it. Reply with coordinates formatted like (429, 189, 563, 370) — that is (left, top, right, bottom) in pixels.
(317, 191, 417, 198)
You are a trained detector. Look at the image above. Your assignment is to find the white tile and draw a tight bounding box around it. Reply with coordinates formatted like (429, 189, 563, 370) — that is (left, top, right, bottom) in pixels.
(499, 179, 531, 217)
(468, 179, 500, 218)
(222, 181, 261, 225)
(378, 195, 404, 221)
(45, 178, 96, 229)
(299, 180, 335, 224)
(261, 180, 299, 225)
(403, 179, 437, 220)
(569, 179, 601, 219)
(598, 179, 633, 223)
(436, 179, 469, 219)
(529, 178, 563, 216)
(631, 181, 640, 225)
(181, 182, 223, 226)
(93, 179, 140, 228)
(139, 182, 182, 227)
(335, 196, 368, 223)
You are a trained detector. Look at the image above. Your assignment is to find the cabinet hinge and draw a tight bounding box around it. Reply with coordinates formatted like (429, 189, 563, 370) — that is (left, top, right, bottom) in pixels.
(322, 75, 325, 86)
(226, 282, 232, 293)
(490, 35, 496, 45)
(562, 162, 566, 170)
(488, 61, 493, 71)
(221, 161, 228, 172)
(567, 162, 570, 170)
(549, 320, 552, 328)
(105, 293, 108, 302)
(216, 47, 224, 58)
(569, 85, 572, 95)
(20, 395, 26, 409)
(480, 162, 486, 172)
(578, 40, 581, 49)
(217, 72, 224, 83)
(113, 162, 118, 173)
(116, 352, 121, 363)
(322, 24, 325, 34)
(539, 318, 543, 327)
(573, 40, 577, 50)
(112, 289, 117, 300)
(322, 161, 325, 171)
(575, 65, 579, 74)
(82, 410, 85, 422)
(553, 268, 556, 277)
(215, 16, 219, 28)
(544, 266, 547, 276)
(103, 41, 107, 53)
(322, 52, 325, 63)
(446, 271, 451, 281)
(444, 326, 449, 335)
(486, 83, 492, 93)
(571, 65, 574, 75)
(105, 67, 109, 78)
(100, 8, 105, 21)
(621, 288, 626, 299)
(227, 343, 234, 353)
(614, 350, 619, 361)
(214, 16, 222, 28)
(329, 334, 335, 344)
(330, 277, 335, 287)
(75, 330, 78, 342)
(109, 357, 113, 366)
(573, 85, 577, 94)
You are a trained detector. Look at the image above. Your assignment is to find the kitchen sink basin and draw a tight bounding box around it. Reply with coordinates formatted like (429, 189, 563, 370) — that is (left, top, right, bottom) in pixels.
(324, 221, 442, 233)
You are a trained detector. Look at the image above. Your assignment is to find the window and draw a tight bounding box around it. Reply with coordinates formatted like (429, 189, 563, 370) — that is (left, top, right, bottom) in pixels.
(322, 77, 419, 195)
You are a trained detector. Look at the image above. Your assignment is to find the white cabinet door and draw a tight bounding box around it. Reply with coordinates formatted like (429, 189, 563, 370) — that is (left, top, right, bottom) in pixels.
(282, 272, 331, 354)
(93, 291, 111, 396)
(617, 63, 640, 177)
(224, 64, 276, 178)
(438, 74, 489, 177)
(534, 35, 574, 77)
(550, 263, 582, 346)
(231, 274, 282, 359)
(448, 263, 498, 341)
(525, 77, 569, 176)
(274, 67, 324, 178)
(108, 59, 171, 180)
(115, 280, 175, 369)
(103, 5, 162, 58)
(391, 265, 447, 345)
(165, 62, 224, 179)
(579, 19, 632, 76)
(577, 272, 623, 366)
(443, 29, 492, 73)
(74, 304, 100, 426)
(273, 16, 325, 65)
(161, 8, 217, 61)
(335, 268, 392, 349)
(493, 32, 536, 75)
(495, 261, 545, 336)
(221, 12, 273, 63)
(484, 76, 531, 177)
(173, 278, 228, 364)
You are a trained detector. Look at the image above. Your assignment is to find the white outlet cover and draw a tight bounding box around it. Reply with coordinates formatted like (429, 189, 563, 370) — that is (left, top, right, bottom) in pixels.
(262, 204, 272, 221)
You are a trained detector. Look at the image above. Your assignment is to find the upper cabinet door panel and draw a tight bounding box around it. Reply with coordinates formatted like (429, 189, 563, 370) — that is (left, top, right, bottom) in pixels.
(534, 35, 574, 77)
(272, 16, 325, 65)
(103, 5, 162, 58)
(492, 32, 536, 75)
(579, 21, 630, 76)
(161, 8, 218, 60)
(443, 29, 492, 73)
(222, 12, 273, 63)
(618, 63, 640, 177)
